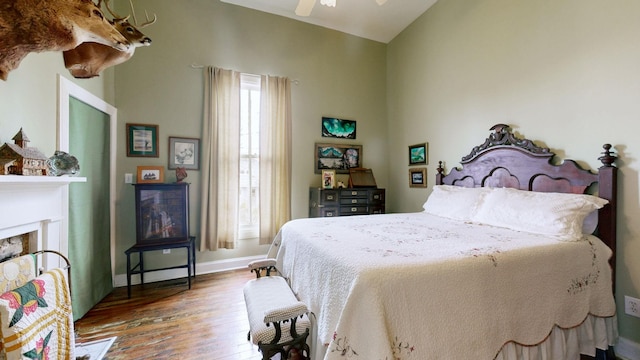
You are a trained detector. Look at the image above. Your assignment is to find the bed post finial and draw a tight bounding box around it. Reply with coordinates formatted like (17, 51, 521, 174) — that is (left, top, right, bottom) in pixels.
(598, 144, 616, 167)
(436, 161, 445, 185)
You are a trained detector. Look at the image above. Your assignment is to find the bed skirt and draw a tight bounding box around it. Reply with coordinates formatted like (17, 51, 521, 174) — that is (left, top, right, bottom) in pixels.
(309, 314, 617, 360)
(495, 314, 618, 360)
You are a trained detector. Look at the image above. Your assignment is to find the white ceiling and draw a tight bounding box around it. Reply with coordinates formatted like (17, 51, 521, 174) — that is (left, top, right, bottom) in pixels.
(220, 0, 438, 43)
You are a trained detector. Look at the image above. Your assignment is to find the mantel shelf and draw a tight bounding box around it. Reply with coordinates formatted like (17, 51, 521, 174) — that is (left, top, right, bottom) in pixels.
(0, 175, 87, 185)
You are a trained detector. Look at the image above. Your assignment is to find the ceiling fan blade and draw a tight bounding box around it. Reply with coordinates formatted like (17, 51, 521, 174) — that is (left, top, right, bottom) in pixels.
(376, 0, 387, 5)
(295, 0, 316, 16)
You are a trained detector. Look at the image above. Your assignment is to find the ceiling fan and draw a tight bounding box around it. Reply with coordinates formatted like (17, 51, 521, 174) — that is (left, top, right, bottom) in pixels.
(295, 0, 388, 17)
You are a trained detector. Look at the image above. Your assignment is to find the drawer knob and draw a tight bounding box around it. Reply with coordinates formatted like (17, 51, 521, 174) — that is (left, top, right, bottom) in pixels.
(351, 207, 357, 212)
(351, 199, 357, 203)
(351, 191, 357, 195)
(327, 195, 334, 200)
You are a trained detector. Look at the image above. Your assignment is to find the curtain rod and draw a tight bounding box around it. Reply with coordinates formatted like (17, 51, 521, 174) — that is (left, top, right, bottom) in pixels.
(189, 63, 299, 85)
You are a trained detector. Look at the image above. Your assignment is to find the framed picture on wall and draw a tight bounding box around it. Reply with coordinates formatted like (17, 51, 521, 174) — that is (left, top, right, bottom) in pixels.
(409, 167, 427, 188)
(408, 143, 428, 165)
(127, 123, 159, 157)
(321, 117, 356, 139)
(168, 137, 200, 170)
(315, 143, 362, 174)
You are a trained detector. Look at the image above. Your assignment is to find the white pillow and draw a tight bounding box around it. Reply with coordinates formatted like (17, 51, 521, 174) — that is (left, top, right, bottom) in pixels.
(471, 187, 608, 241)
(423, 185, 491, 221)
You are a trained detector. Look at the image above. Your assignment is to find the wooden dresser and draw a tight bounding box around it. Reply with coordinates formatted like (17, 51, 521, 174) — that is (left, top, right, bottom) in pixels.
(309, 188, 385, 217)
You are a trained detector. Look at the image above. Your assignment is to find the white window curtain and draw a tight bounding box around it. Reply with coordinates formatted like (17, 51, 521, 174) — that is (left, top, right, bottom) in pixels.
(259, 75, 292, 245)
(200, 67, 241, 250)
(200, 67, 292, 250)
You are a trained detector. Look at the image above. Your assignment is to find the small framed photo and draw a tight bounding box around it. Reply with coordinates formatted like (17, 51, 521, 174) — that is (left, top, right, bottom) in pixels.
(127, 123, 159, 157)
(409, 167, 427, 188)
(408, 143, 428, 166)
(169, 137, 200, 170)
(322, 170, 336, 189)
(137, 166, 164, 184)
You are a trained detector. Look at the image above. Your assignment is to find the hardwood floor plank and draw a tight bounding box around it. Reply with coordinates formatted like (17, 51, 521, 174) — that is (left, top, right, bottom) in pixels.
(74, 269, 263, 360)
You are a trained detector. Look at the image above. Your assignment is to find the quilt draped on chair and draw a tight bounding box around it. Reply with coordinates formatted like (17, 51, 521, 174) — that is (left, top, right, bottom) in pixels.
(0, 268, 74, 360)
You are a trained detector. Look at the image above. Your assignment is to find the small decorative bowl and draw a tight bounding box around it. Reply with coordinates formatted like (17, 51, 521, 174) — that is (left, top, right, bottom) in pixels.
(47, 151, 80, 176)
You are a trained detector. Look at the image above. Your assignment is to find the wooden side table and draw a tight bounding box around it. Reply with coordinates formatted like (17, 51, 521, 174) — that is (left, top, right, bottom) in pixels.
(125, 236, 196, 298)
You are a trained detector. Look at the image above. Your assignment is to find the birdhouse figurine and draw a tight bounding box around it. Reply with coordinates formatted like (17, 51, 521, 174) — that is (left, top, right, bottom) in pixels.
(0, 128, 49, 176)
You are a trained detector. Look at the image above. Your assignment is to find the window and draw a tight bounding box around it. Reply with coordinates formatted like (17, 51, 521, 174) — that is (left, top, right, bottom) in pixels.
(238, 74, 261, 239)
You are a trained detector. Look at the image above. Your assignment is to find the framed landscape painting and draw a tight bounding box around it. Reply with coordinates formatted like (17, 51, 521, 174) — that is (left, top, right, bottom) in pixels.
(408, 142, 428, 165)
(409, 167, 427, 188)
(315, 143, 362, 174)
(321, 117, 356, 139)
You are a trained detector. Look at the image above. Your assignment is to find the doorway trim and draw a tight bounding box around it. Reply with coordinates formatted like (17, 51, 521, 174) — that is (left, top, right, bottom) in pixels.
(57, 74, 117, 286)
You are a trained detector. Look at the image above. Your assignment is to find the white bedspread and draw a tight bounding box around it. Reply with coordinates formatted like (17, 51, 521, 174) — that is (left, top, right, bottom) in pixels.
(274, 212, 616, 360)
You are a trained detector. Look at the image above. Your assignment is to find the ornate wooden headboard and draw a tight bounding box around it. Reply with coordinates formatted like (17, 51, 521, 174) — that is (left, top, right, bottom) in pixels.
(435, 124, 618, 289)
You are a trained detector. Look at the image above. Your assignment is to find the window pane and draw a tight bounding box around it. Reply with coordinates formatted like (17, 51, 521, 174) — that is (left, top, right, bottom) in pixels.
(250, 90, 260, 155)
(238, 74, 261, 239)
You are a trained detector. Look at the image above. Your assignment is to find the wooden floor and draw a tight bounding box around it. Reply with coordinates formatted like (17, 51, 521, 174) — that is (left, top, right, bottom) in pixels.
(74, 269, 262, 360)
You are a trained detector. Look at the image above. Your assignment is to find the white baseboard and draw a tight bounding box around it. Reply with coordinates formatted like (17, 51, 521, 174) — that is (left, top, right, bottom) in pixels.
(617, 336, 640, 360)
(113, 254, 264, 287)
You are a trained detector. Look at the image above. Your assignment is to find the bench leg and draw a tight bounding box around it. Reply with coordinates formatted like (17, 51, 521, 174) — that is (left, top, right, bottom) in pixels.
(258, 324, 310, 360)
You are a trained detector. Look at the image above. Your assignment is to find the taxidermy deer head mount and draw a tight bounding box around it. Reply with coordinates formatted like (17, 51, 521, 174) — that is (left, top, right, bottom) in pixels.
(0, 0, 131, 81)
(63, 0, 157, 79)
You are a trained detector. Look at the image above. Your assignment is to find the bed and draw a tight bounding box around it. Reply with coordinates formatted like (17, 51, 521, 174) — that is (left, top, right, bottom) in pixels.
(273, 124, 618, 360)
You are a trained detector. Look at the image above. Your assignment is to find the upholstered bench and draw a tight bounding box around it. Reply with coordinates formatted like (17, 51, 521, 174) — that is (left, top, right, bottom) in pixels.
(243, 265, 311, 360)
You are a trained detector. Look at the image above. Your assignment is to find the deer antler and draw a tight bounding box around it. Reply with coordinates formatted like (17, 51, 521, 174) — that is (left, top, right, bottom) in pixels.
(130, 0, 157, 28)
(103, 0, 130, 21)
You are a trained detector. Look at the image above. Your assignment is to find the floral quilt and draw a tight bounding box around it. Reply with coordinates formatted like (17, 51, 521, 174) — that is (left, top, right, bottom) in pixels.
(0, 268, 74, 360)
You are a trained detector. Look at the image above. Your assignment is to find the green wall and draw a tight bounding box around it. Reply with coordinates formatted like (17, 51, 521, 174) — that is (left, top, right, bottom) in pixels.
(0, 52, 113, 156)
(111, 0, 388, 270)
(387, 0, 640, 349)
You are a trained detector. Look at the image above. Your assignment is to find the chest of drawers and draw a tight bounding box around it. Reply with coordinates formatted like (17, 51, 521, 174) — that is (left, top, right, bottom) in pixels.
(309, 188, 385, 217)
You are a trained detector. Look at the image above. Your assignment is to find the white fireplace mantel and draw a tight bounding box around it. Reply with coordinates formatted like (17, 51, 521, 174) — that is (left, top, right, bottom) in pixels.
(0, 175, 86, 185)
(0, 175, 87, 263)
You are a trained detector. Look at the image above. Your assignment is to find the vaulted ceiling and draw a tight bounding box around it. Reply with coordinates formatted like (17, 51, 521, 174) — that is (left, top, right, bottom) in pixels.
(220, 0, 438, 43)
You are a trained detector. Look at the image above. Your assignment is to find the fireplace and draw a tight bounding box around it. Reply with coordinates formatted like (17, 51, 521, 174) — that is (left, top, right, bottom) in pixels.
(0, 175, 86, 267)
